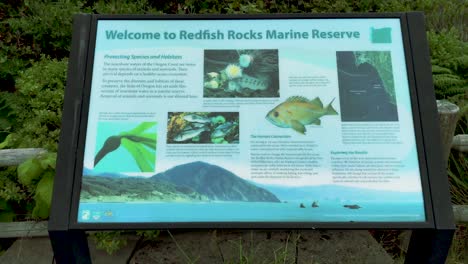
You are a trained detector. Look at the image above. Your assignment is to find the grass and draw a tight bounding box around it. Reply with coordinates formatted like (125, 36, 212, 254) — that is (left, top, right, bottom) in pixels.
(151, 230, 300, 264)
(168, 230, 201, 264)
(448, 224, 468, 264)
(161, 228, 461, 263)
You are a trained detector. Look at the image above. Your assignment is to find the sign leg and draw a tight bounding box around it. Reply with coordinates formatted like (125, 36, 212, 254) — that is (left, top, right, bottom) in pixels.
(49, 230, 91, 264)
(405, 228, 455, 264)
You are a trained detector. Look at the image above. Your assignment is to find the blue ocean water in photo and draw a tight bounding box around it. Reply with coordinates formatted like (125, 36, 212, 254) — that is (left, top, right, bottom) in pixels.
(78, 200, 425, 223)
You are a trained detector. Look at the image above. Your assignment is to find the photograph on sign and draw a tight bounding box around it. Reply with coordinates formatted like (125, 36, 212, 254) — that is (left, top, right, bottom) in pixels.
(337, 51, 398, 122)
(203, 49, 280, 98)
(166, 112, 239, 144)
(77, 18, 425, 223)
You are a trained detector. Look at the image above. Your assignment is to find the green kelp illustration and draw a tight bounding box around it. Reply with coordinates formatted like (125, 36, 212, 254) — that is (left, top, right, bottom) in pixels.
(94, 122, 157, 172)
(167, 112, 239, 144)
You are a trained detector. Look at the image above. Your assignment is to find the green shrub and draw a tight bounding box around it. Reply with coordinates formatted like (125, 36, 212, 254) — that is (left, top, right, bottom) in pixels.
(0, 0, 163, 87)
(91, 230, 160, 255)
(0, 3, 36, 92)
(91, 231, 127, 255)
(0, 152, 56, 220)
(377, 0, 467, 40)
(427, 28, 468, 99)
(5, 56, 67, 151)
(0, 166, 27, 203)
(17, 153, 56, 219)
(0, 198, 16, 222)
(6, 0, 83, 59)
(91, 0, 161, 14)
(428, 28, 468, 72)
(432, 72, 467, 98)
(0, 97, 16, 145)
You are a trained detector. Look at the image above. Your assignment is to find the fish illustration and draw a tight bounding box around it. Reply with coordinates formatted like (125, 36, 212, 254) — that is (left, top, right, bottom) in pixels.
(183, 114, 212, 123)
(227, 74, 269, 92)
(237, 74, 269, 91)
(187, 122, 208, 129)
(174, 127, 209, 142)
(211, 121, 236, 139)
(266, 96, 338, 134)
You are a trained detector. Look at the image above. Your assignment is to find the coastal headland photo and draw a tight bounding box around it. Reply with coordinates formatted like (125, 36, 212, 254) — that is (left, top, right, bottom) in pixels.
(80, 161, 424, 222)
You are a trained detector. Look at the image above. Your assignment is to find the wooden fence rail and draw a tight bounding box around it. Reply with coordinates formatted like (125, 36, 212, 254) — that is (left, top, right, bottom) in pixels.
(0, 100, 467, 237)
(0, 148, 46, 167)
(452, 134, 468, 152)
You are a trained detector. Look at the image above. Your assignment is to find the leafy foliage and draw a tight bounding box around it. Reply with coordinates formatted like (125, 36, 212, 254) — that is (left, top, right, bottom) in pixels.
(0, 97, 16, 144)
(91, 0, 161, 14)
(426, 30, 468, 134)
(0, 198, 16, 222)
(32, 170, 54, 219)
(377, 0, 467, 39)
(432, 72, 467, 98)
(136, 230, 160, 241)
(17, 153, 56, 219)
(0, 0, 161, 91)
(91, 229, 160, 256)
(0, 152, 56, 220)
(4, 56, 67, 151)
(428, 29, 468, 73)
(17, 158, 43, 187)
(91, 231, 127, 255)
(5, 0, 83, 59)
(0, 166, 28, 202)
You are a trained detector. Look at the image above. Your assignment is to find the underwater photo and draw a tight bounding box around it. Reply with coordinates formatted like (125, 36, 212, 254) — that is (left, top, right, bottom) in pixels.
(336, 51, 398, 122)
(93, 122, 157, 173)
(203, 49, 280, 98)
(167, 112, 239, 144)
(266, 96, 339, 134)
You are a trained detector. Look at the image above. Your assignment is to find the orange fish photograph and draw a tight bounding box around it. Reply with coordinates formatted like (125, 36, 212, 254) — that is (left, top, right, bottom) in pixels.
(266, 96, 338, 134)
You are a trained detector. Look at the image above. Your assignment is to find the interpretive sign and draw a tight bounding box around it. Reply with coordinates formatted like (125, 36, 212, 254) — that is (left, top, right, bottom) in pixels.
(48, 13, 456, 264)
(51, 13, 455, 231)
(74, 16, 429, 225)
(71, 16, 432, 225)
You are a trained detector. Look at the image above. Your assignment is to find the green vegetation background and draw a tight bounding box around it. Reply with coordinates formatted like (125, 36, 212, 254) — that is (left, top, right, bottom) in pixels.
(0, 0, 466, 260)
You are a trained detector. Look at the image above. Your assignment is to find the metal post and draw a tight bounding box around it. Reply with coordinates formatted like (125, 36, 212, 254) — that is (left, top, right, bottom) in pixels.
(49, 230, 92, 264)
(48, 13, 93, 264)
(405, 228, 455, 264)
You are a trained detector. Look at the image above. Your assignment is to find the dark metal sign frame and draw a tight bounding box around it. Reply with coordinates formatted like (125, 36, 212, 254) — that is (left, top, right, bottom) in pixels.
(49, 12, 455, 263)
